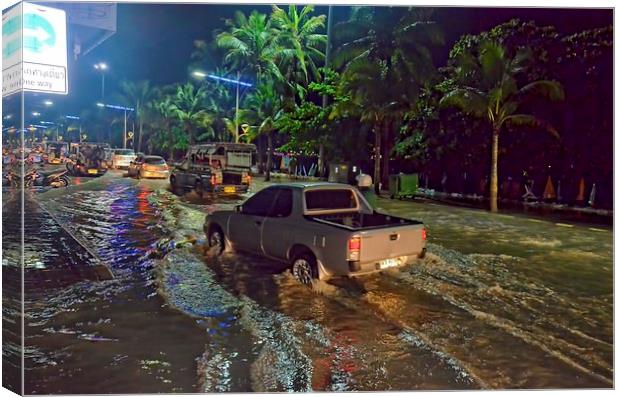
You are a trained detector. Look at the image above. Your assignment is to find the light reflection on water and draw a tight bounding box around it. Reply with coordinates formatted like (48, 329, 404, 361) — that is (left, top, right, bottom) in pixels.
(4, 177, 613, 393)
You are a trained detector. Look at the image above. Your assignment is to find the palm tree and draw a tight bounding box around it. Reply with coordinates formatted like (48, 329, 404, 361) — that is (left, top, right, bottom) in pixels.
(242, 81, 283, 181)
(337, 61, 412, 193)
(333, 7, 443, 191)
(215, 10, 282, 83)
(118, 80, 156, 152)
(152, 95, 179, 160)
(440, 41, 564, 212)
(333, 7, 443, 80)
(270, 5, 326, 99)
(169, 83, 213, 145)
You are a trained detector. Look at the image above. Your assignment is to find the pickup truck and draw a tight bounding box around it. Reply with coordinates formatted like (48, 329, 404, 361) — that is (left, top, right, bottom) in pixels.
(204, 182, 427, 287)
(170, 143, 254, 196)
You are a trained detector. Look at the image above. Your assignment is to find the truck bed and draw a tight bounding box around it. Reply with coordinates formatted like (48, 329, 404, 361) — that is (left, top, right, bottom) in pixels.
(308, 211, 422, 231)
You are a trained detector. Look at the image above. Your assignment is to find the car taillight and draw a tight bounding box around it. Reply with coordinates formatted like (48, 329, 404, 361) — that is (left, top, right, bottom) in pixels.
(422, 228, 427, 240)
(348, 236, 361, 261)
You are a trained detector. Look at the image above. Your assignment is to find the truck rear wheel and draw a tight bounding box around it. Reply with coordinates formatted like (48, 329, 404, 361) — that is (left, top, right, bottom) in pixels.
(291, 253, 318, 287)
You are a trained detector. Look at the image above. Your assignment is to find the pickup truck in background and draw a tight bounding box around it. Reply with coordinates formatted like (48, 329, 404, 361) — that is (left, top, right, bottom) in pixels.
(204, 182, 427, 287)
(170, 143, 255, 196)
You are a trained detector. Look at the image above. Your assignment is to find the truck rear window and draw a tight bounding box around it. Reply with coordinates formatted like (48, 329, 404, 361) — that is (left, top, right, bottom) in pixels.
(305, 189, 356, 211)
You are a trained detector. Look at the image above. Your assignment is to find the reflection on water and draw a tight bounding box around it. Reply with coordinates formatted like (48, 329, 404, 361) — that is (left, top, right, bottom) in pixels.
(5, 177, 613, 393)
(17, 180, 210, 394)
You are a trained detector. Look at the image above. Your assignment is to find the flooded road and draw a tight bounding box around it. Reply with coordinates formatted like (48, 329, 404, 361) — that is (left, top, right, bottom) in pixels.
(3, 173, 613, 392)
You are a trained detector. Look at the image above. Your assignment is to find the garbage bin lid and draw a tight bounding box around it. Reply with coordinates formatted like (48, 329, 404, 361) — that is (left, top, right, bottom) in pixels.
(356, 173, 372, 187)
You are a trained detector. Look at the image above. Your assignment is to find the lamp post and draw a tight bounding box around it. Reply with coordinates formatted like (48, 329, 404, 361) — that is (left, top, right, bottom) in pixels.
(94, 62, 108, 99)
(192, 70, 252, 143)
(97, 102, 134, 148)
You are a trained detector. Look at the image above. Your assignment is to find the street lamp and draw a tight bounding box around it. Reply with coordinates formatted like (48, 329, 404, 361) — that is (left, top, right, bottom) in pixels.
(94, 62, 108, 99)
(32, 111, 40, 117)
(96, 102, 135, 149)
(192, 70, 252, 143)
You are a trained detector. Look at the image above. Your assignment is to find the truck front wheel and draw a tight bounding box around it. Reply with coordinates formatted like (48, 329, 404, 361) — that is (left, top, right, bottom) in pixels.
(195, 181, 204, 198)
(291, 253, 318, 288)
(208, 228, 225, 255)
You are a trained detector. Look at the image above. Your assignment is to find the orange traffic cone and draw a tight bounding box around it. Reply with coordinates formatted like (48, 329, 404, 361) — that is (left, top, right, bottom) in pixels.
(543, 175, 556, 201)
(576, 177, 585, 205)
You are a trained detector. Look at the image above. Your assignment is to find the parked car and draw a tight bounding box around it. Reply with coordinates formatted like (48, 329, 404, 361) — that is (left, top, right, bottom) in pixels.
(170, 143, 255, 196)
(128, 155, 170, 179)
(112, 149, 137, 169)
(204, 182, 427, 287)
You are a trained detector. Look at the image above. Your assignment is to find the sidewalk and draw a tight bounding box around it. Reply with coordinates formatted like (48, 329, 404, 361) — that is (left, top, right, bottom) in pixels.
(254, 174, 612, 221)
(412, 188, 613, 219)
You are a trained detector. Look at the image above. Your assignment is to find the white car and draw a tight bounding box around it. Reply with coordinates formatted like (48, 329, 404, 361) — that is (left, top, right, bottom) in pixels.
(128, 155, 170, 179)
(112, 149, 137, 169)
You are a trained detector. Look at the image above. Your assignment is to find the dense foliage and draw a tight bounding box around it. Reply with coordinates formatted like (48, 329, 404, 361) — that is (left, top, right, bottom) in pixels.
(79, 8, 611, 210)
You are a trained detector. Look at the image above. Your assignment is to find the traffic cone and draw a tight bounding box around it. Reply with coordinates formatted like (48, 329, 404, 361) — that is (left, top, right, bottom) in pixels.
(576, 177, 585, 206)
(543, 175, 556, 200)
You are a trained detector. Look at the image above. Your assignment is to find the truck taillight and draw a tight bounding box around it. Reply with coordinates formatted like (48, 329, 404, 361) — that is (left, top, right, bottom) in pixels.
(210, 175, 217, 185)
(348, 236, 361, 261)
(422, 228, 427, 240)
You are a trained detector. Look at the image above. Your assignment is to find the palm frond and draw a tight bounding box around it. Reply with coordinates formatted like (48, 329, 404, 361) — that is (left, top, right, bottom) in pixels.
(479, 41, 505, 86)
(516, 80, 565, 102)
(439, 88, 488, 118)
(504, 114, 560, 138)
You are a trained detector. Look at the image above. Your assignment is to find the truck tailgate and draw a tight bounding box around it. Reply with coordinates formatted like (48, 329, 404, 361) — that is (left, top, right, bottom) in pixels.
(358, 224, 425, 263)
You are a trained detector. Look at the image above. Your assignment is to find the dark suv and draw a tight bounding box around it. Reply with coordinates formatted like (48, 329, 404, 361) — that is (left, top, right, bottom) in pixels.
(169, 156, 214, 197)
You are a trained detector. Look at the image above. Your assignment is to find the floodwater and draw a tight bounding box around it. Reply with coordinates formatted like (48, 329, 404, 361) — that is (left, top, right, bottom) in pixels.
(1, 173, 613, 393)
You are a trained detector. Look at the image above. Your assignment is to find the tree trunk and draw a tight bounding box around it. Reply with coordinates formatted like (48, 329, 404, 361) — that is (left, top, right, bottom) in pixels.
(374, 124, 382, 195)
(257, 135, 265, 173)
(381, 121, 391, 189)
(138, 119, 143, 153)
(318, 142, 325, 178)
(490, 129, 500, 213)
(188, 123, 195, 145)
(265, 132, 273, 182)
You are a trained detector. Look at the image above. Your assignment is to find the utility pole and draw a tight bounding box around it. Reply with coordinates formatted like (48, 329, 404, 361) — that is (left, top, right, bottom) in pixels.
(123, 108, 127, 149)
(235, 70, 240, 143)
(101, 73, 105, 99)
(319, 5, 334, 178)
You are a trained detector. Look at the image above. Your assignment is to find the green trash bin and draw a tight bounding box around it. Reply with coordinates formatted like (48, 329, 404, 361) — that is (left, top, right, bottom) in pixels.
(388, 173, 419, 199)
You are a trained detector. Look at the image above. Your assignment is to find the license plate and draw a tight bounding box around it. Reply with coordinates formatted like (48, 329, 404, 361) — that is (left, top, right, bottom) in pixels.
(87, 169, 98, 174)
(379, 258, 398, 269)
(224, 186, 235, 193)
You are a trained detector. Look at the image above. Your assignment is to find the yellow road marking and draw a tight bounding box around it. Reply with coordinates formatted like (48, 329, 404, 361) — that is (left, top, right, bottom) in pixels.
(555, 223, 574, 228)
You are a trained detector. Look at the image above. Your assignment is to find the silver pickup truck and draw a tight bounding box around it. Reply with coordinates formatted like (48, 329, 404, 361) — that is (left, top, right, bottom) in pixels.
(204, 182, 427, 286)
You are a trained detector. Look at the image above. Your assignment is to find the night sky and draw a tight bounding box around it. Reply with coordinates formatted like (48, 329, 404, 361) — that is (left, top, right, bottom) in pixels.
(13, 3, 613, 124)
